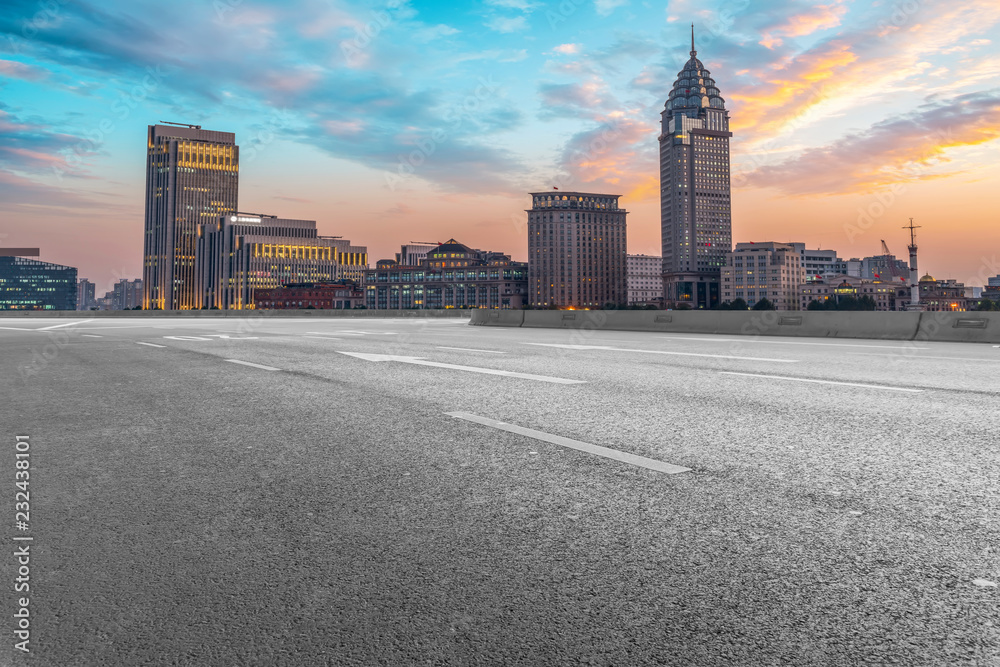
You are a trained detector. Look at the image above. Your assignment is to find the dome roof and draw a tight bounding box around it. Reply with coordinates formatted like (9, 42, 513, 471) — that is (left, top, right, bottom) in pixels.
(919, 273, 935, 282)
(665, 26, 726, 112)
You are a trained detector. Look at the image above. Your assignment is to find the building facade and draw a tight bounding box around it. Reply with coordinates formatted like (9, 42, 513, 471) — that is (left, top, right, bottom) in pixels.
(527, 192, 627, 308)
(396, 243, 438, 267)
(860, 254, 911, 282)
(143, 124, 239, 310)
(627, 254, 664, 305)
(0, 250, 76, 310)
(77, 279, 97, 311)
(720, 242, 804, 310)
(786, 244, 856, 281)
(660, 28, 733, 309)
(112, 279, 143, 310)
(899, 275, 973, 311)
(799, 275, 905, 311)
(196, 214, 367, 310)
(366, 240, 527, 309)
(255, 281, 365, 309)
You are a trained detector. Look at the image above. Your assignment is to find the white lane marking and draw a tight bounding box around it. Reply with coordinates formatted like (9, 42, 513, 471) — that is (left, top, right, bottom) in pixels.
(224, 359, 281, 371)
(0, 326, 34, 331)
(82, 334, 103, 338)
(437, 346, 507, 354)
(656, 335, 929, 350)
(719, 371, 924, 392)
(526, 342, 797, 363)
(135, 342, 166, 348)
(446, 412, 690, 474)
(852, 352, 1000, 363)
(300, 335, 344, 340)
(305, 331, 363, 336)
(338, 352, 584, 384)
(36, 319, 94, 330)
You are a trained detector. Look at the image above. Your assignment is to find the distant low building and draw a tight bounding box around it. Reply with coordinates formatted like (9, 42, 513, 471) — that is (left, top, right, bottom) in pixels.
(626, 254, 664, 306)
(77, 279, 97, 311)
(903, 274, 973, 312)
(787, 244, 855, 281)
(0, 249, 76, 310)
(860, 254, 910, 282)
(799, 275, 905, 311)
(113, 279, 143, 310)
(721, 242, 804, 310)
(255, 281, 364, 309)
(366, 239, 527, 309)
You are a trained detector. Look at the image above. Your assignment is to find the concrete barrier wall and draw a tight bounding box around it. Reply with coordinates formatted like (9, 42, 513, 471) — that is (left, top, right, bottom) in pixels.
(470, 309, 1000, 343)
(0, 309, 471, 319)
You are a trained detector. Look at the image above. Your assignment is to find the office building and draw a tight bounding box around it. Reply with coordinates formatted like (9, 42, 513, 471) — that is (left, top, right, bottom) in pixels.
(527, 192, 627, 308)
(396, 243, 439, 267)
(0, 248, 76, 310)
(77, 279, 97, 311)
(366, 240, 527, 309)
(256, 281, 365, 309)
(627, 255, 664, 306)
(860, 254, 910, 282)
(660, 27, 733, 309)
(786, 244, 856, 281)
(197, 214, 366, 310)
(112, 279, 143, 310)
(144, 123, 239, 310)
(720, 242, 804, 310)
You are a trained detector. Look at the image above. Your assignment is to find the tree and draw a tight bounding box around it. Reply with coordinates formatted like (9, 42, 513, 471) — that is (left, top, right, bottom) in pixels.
(806, 299, 828, 311)
(673, 302, 692, 310)
(752, 298, 776, 310)
(976, 298, 999, 311)
(857, 295, 877, 311)
(729, 298, 748, 311)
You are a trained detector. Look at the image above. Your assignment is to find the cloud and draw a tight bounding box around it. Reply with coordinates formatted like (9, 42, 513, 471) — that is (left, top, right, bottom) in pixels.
(484, 16, 527, 33)
(741, 91, 1000, 196)
(759, 1, 847, 49)
(595, 0, 628, 16)
(485, 0, 537, 9)
(550, 43, 580, 55)
(538, 80, 618, 119)
(0, 59, 48, 81)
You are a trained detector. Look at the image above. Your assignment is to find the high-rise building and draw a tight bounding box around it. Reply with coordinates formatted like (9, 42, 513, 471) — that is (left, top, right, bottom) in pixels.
(660, 27, 732, 309)
(626, 254, 664, 305)
(0, 248, 76, 310)
(860, 253, 910, 282)
(196, 214, 365, 310)
(144, 123, 239, 310)
(720, 242, 804, 310)
(366, 240, 527, 309)
(527, 192, 628, 308)
(112, 279, 143, 310)
(77, 279, 97, 311)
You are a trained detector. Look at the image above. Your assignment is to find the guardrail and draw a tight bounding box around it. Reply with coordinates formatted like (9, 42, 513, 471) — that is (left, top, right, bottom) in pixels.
(470, 309, 1000, 344)
(0, 309, 472, 319)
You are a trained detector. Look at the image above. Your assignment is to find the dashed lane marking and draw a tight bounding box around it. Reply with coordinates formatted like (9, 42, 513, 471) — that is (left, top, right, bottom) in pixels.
(135, 342, 166, 348)
(224, 359, 281, 371)
(436, 347, 506, 354)
(36, 319, 94, 330)
(81, 334, 103, 338)
(445, 412, 690, 474)
(719, 371, 923, 392)
(526, 342, 797, 363)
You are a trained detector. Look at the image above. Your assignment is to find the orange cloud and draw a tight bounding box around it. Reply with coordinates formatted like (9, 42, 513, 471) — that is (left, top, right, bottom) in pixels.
(759, 2, 848, 49)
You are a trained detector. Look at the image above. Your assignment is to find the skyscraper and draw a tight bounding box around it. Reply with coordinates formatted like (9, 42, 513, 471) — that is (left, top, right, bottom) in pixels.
(0, 248, 77, 310)
(527, 192, 628, 308)
(143, 123, 239, 310)
(659, 27, 732, 309)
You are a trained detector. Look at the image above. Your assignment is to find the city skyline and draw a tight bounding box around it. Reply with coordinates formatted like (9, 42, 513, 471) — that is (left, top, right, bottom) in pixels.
(2, 0, 999, 289)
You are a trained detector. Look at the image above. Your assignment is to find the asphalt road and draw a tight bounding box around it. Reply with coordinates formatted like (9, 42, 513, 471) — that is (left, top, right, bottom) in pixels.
(2, 316, 998, 666)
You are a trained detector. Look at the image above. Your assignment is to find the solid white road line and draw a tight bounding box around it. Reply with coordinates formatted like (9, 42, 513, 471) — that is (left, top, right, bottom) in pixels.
(436, 346, 506, 354)
(36, 319, 94, 330)
(305, 331, 364, 336)
(81, 334, 103, 338)
(525, 342, 797, 363)
(445, 412, 690, 474)
(339, 351, 584, 384)
(852, 351, 1000, 363)
(224, 359, 281, 371)
(719, 371, 924, 392)
(135, 342, 166, 348)
(0, 326, 33, 331)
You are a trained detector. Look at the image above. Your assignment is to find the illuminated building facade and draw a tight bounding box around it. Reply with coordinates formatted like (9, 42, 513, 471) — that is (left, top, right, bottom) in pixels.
(143, 124, 239, 310)
(196, 214, 367, 310)
(256, 281, 365, 309)
(527, 192, 628, 308)
(721, 242, 805, 310)
(0, 249, 77, 310)
(660, 28, 732, 309)
(799, 275, 907, 311)
(627, 254, 664, 305)
(366, 240, 527, 309)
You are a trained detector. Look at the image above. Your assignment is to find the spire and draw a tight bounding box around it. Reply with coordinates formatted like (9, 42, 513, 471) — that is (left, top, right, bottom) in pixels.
(691, 23, 696, 56)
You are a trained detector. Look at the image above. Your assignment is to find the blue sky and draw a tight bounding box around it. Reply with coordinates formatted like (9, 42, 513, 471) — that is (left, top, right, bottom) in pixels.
(2, 0, 999, 290)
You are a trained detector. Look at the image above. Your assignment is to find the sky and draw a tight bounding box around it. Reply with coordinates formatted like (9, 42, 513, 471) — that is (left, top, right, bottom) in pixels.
(1, 0, 999, 293)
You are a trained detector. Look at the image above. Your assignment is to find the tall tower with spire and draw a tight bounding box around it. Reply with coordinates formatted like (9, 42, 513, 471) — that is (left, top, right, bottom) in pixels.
(659, 26, 732, 309)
